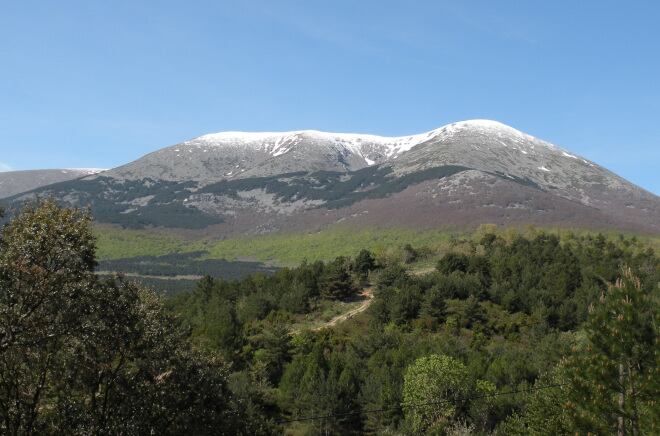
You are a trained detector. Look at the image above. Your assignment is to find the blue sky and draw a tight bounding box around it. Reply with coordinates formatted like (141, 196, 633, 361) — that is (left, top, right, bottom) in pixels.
(1, 0, 658, 193)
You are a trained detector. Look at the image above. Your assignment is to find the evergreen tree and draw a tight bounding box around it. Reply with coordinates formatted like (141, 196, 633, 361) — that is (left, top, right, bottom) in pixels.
(320, 257, 356, 300)
(354, 249, 376, 279)
(562, 267, 659, 435)
(420, 286, 447, 323)
(437, 252, 470, 275)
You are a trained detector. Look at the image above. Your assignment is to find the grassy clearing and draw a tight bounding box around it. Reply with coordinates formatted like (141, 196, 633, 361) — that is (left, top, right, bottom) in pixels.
(93, 225, 205, 260)
(203, 226, 460, 265)
(95, 223, 660, 266)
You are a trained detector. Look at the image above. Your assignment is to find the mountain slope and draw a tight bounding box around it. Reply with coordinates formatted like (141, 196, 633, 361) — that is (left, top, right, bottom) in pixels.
(7, 120, 659, 234)
(104, 128, 444, 182)
(0, 168, 106, 199)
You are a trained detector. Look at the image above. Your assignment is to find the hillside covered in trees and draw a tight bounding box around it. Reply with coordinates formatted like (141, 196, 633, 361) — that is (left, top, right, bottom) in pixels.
(1, 201, 658, 434)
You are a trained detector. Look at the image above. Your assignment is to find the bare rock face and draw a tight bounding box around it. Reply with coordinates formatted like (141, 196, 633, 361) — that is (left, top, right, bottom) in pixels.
(0, 169, 106, 199)
(6, 120, 659, 234)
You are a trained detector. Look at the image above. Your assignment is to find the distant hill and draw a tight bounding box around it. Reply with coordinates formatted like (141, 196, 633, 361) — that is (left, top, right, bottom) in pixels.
(7, 120, 659, 233)
(0, 168, 106, 199)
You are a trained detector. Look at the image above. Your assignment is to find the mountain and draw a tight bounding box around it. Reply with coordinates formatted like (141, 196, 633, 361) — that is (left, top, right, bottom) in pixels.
(5, 120, 659, 234)
(105, 129, 441, 181)
(0, 168, 106, 199)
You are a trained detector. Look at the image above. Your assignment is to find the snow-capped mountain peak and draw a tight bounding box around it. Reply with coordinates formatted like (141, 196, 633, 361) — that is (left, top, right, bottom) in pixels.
(187, 119, 546, 160)
(191, 128, 435, 159)
(9, 119, 658, 234)
(106, 119, 598, 193)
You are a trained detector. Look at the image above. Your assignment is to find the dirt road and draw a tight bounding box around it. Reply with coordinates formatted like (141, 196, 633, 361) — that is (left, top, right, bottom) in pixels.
(314, 286, 374, 331)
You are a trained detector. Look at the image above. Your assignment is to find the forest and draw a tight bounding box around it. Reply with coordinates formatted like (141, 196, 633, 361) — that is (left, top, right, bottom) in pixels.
(0, 200, 658, 435)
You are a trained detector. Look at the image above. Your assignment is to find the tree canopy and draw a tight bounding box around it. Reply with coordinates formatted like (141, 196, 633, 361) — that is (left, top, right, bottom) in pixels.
(0, 200, 270, 435)
(2, 200, 658, 434)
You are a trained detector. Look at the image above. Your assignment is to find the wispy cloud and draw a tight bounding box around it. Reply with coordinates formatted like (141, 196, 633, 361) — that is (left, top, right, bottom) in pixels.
(0, 161, 12, 172)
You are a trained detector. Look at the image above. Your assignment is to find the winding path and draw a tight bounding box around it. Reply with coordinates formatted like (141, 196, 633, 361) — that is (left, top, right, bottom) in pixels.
(314, 287, 374, 331)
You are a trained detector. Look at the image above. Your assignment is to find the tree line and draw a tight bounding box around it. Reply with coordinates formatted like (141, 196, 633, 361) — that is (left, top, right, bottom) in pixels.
(1, 201, 657, 434)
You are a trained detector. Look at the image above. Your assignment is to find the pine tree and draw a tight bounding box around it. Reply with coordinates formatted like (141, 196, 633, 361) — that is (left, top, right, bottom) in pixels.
(562, 267, 659, 435)
(354, 249, 376, 279)
(320, 257, 355, 300)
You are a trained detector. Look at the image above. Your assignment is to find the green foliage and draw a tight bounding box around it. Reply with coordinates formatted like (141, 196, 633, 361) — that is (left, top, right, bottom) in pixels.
(224, 230, 654, 433)
(402, 354, 495, 433)
(95, 219, 660, 269)
(278, 334, 362, 433)
(94, 225, 199, 260)
(168, 254, 366, 357)
(98, 250, 276, 277)
(4, 200, 658, 434)
(95, 223, 460, 266)
(354, 248, 376, 279)
(319, 256, 357, 300)
(0, 200, 271, 435)
(419, 286, 448, 327)
(562, 267, 660, 434)
(377, 263, 410, 290)
(0, 199, 97, 359)
(497, 370, 573, 435)
(244, 316, 292, 385)
(402, 243, 418, 264)
(437, 252, 470, 274)
(402, 354, 471, 432)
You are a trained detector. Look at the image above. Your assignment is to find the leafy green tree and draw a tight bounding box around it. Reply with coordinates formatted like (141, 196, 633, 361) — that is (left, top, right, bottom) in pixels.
(0, 200, 271, 435)
(0, 200, 97, 433)
(562, 267, 659, 435)
(236, 291, 274, 323)
(402, 354, 493, 433)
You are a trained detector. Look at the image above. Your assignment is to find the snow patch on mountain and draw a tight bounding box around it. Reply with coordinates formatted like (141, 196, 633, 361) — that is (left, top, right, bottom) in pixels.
(188, 119, 547, 162)
(64, 168, 108, 174)
(192, 129, 437, 160)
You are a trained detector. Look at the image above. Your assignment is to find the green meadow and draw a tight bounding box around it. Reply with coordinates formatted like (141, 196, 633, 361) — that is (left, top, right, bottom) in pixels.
(95, 223, 660, 266)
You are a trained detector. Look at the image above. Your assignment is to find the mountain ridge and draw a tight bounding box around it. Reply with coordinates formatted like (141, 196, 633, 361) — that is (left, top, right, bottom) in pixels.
(103, 119, 569, 182)
(0, 168, 106, 199)
(4, 120, 658, 234)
